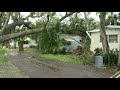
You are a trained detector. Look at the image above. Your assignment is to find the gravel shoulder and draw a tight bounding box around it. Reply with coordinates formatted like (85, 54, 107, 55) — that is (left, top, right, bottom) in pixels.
(0, 61, 29, 78)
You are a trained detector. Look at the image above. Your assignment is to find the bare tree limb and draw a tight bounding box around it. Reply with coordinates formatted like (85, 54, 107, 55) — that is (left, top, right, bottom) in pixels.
(83, 12, 89, 31)
(0, 12, 11, 35)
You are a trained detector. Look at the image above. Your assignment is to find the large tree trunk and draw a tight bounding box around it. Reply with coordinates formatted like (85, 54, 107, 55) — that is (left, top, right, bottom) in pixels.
(14, 39, 17, 49)
(18, 37, 24, 51)
(84, 12, 89, 31)
(99, 12, 109, 54)
(83, 12, 91, 51)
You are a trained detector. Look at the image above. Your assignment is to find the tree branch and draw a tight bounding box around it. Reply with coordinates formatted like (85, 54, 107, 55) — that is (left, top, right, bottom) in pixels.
(1, 21, 31, 35)
(0, 12, 75, 42)
(58, 12, 75, 23)
(55, 12, 75, 29)
(6, 21, 31, 30)
(0, 28, 44, 42)
(0, 12, 11, 35)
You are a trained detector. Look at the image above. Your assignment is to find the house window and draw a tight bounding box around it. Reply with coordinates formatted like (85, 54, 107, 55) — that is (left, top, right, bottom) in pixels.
(100, 35, 118, 43)
(109, 35, 118, 43)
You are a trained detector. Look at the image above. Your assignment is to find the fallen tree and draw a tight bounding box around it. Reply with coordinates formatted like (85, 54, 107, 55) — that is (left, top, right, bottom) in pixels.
(0, 12, 75, 43)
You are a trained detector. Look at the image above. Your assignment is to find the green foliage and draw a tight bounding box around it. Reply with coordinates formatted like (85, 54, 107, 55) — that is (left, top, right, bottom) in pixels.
(85, 36, 91, 51)
(94, 48, 118, 66)
(59, 38, 71, 45)
(58, 47, 66, 54)
(104, 49, 118, 66)
(94, 48, 104, 56)
(105, 13, 119, 25)
(79, 49, 94, 65)
(38, 30, 60, 54)
(0, 45, 8, 64)
(88, 18, 100, 30)
(40, 54, 82, 64)
(25, 48, 81, 64)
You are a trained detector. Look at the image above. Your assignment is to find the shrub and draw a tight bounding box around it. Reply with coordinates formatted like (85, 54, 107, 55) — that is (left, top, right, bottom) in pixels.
(38, 30, 60, 54)
(94, 48, 118, 66)
(0, 45, 9, 64)
(94, 48, 104, 56)
(79, 49, 94, 65)
(103, 49, 118, 66)
(58, 47, 66, 55)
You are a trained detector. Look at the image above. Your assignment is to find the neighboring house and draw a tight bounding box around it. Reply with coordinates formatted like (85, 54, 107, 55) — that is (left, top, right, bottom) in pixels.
(10, 37, 37, 48)
(58, 34, 83, 52)
(87, 25, 120, 52)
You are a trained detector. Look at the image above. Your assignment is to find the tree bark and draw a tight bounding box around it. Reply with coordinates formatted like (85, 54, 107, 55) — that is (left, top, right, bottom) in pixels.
(0, 28, 44, 42)
(18, 37, 24, 51)
(1, 22, 31, 35)
(14, 39, 17, 49)
(99, 12, 109, 54)
(83, 12, 89, 31)
(83, 12, 91, 51)
(0, 12, 11, 35)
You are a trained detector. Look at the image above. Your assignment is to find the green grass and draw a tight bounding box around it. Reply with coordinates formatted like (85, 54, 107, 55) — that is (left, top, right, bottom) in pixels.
(40, 54, 83, 64)
(0, 46, 9, 64)
(25, 48, 83, 64)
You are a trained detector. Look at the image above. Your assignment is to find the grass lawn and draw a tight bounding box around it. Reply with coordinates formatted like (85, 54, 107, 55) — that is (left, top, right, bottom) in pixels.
(25, 48, 83, 64)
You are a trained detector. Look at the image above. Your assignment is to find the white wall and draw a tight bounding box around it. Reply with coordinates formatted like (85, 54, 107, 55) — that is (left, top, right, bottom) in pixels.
(90, 28, 120, 52)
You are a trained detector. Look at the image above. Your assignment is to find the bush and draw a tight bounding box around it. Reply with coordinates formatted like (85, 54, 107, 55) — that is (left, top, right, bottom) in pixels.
(0, 45, 9, 64)
(103, 49, 118, 66)
(58, 48, 66, 55)
(79, 49, 94, 65)
(94, 48, 104, 56)
(94, 48, 118, 66)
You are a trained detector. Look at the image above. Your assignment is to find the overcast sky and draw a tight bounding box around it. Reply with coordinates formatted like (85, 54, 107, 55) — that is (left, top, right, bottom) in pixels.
(9, 12, 119, 24)
(20, 12, 119, 20)
(20, 12, 100, 21)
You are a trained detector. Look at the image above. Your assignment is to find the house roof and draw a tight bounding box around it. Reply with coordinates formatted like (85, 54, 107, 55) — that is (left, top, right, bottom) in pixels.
(88, 29, 100, 32)
(58, 34, 80, 36)
(106, 25, 120, 29)
(88, 25, 120, 33)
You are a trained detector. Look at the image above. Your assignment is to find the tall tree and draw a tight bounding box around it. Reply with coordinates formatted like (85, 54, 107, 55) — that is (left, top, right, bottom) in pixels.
(83, 12, 91, 51)
(83, 12, 90, 31)
(99, 12, 109, 54)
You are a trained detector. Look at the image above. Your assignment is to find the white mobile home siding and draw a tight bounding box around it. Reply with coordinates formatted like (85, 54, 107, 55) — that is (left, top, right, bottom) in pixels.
(90, 28, 120, 52)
